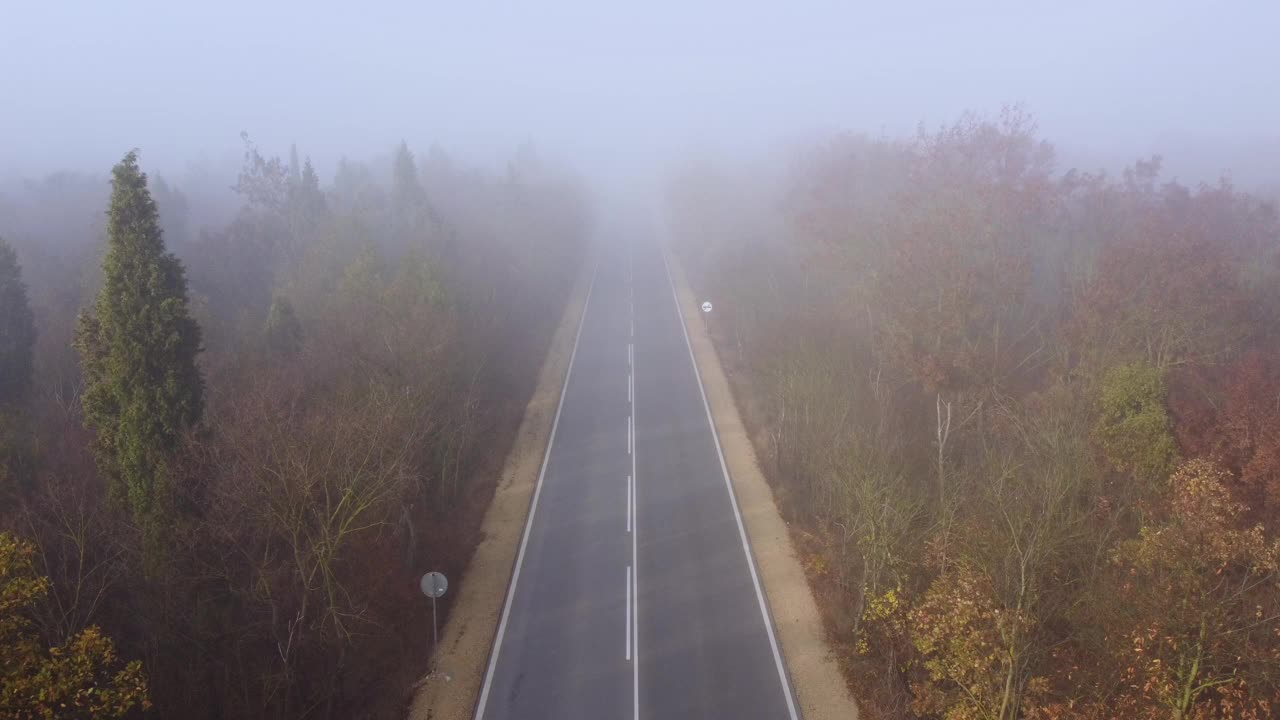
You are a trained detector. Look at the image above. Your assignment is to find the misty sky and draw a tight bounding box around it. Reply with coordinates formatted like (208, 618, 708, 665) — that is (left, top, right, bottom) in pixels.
(3, 0, 1278, 183)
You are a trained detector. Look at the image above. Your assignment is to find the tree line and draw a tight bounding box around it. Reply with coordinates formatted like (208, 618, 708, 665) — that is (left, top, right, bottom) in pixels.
(667, 108, 1280, 720)
(0, 138, 590, 718)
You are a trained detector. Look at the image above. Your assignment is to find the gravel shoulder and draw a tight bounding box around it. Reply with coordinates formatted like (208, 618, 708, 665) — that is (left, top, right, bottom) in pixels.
(406, 263, 594, 720)
(667, 248, 862, 720)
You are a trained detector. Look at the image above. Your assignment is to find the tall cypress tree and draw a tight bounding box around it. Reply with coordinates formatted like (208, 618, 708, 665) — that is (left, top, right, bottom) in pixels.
(0, 236, 36, 405)
(76, 151, 203, 527)
(391, 141, 436, 248)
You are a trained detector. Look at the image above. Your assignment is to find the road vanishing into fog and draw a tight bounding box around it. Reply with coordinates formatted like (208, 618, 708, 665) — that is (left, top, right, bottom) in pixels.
(473, 237, 800, 720)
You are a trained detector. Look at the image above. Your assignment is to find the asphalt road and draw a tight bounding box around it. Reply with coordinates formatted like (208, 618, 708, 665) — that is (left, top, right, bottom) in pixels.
(474, 236, 799, 720)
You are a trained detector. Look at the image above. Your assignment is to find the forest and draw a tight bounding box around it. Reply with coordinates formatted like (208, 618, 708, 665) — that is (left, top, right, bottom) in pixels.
(0, 139, 590, 718)
(667, 109, 1280, 720)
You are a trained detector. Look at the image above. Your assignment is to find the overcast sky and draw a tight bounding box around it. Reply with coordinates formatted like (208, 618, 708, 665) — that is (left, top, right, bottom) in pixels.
(2, 0, 1278, 185)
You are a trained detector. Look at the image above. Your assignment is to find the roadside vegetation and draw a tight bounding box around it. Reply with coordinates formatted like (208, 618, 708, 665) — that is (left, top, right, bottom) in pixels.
(668, 108, 1280, 720)
(0, 139, 589, 718)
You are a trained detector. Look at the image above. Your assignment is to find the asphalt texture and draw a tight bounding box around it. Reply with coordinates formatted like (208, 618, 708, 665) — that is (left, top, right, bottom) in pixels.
(475, 237, 798, 720)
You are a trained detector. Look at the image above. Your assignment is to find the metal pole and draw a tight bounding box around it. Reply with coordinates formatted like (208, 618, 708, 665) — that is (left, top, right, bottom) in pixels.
(432, 594, 438, 650)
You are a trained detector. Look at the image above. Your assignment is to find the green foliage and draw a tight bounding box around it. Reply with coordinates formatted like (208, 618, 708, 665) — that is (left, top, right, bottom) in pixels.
(264, 295, 303, 356)
(75, 151, 204, 528)
(1096, 362, 1179, 482)
(0, 532, 150, 718)
(0, 236, 36, 405)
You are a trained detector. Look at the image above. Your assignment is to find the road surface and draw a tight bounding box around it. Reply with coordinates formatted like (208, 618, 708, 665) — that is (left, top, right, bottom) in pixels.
(474, 236, 799, 720)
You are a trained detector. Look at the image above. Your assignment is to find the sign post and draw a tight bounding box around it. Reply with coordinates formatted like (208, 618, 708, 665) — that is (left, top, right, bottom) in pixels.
(419, 571, 448, 650)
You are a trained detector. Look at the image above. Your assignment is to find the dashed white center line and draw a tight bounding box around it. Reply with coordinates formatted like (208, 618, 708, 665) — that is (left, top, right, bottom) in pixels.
(629, 265, 639, 720)
(625, 565, 632, 660)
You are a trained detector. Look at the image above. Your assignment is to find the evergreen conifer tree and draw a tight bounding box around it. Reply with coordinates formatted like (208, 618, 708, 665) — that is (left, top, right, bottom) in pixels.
(0, 237, 35, 405)
(76, 151, 204, 530)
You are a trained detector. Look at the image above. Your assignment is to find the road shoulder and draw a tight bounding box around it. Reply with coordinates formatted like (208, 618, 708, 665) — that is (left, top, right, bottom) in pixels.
(407, 261, 594, 720)
(666, 248, 861, 720)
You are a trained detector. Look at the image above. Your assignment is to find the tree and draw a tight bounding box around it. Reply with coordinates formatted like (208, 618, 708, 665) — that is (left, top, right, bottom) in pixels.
(1169, 351, 1280, 517)
(1103, 459, 1280, 718)
(75, 151, 204, 531)
(297, 157, 326, 220)
(0, 532, 150, 718)
(869, 109, 1052, 399)
(264, 295, 303, 356)
(390, 141, 436, 249)
(288, 143, 301, 186)
(1096, 362, 1179, 484)
(0, 236, 36, 405)
(1066, 168, 1249, 376)
(285, 147, 326, 249)
(910, 561, 1053, 720)
(234, 132, 289, 213)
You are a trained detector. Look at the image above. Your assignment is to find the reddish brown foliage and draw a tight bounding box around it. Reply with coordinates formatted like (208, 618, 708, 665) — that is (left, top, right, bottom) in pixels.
(1170, 351, 1280, 520)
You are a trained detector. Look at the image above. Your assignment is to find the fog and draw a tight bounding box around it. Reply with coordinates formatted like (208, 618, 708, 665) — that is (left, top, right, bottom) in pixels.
(4, 0, 1279, 191)
(7, 4, 1280, 718)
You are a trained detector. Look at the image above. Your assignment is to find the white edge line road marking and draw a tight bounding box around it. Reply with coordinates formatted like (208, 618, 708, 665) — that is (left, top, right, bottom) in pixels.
(473, 262, 598, 720)
(659, 246, 802, 720)
(625, 565, 632, 660)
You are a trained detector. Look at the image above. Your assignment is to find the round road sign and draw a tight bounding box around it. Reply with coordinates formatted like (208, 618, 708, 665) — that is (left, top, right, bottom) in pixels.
(420, 571, 448, 599)
(701, 301, 713, 313)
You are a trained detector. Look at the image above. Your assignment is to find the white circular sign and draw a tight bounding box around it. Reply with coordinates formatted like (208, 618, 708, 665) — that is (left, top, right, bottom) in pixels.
(420, 571, 448, 598)
(701, 301, 713, 313)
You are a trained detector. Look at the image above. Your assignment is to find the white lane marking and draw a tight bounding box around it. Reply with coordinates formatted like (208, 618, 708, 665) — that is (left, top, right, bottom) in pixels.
(626, 474, 632, 533)
(625, 565, 632, 660)
(627, 415, 632, 455)
(628, 372, 633, 404)
(628, 342, 633, 368)
(473, 263, 598, 720)
(659, 247, 801, 720)
(631, 318, 640, 720)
